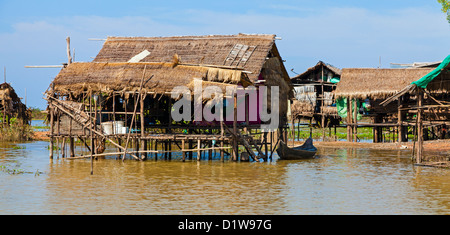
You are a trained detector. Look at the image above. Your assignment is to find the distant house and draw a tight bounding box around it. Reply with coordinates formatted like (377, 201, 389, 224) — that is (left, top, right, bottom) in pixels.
(0, 82, 30, 125)
(335, 68, 434, 115)
(334, 67, 435, 142)
(290, 61, 341, 131)
(381, 55, 450, 163)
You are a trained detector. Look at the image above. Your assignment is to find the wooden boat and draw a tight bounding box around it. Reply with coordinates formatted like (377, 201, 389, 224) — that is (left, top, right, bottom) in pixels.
(276, 137, 317, 160)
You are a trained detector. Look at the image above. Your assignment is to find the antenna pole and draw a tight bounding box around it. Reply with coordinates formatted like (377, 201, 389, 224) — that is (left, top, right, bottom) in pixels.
(66, 37, 72, 65)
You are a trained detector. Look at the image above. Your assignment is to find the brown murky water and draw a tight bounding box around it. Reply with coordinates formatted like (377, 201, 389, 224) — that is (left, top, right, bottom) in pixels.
(1, 140, 450, 214)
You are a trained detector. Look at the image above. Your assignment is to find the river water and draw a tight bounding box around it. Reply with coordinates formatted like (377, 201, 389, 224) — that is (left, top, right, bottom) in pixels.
(1, 139, 450, 215)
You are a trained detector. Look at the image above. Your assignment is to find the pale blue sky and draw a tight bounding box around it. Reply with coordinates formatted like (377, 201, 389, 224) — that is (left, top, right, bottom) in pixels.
(0, 0, 449, 109)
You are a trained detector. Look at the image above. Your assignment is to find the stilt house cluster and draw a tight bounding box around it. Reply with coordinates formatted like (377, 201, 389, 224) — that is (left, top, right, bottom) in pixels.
(44, 33, 450, 165)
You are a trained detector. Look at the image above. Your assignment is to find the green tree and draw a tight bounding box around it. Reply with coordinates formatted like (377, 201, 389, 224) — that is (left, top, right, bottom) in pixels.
(438, 0, 450, 23)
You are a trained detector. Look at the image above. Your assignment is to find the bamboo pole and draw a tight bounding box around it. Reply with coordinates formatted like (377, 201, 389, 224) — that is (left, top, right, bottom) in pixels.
(398, 99, 404, 143)
(66, 37, 72, 65)
(90, 91, 94, 175)
(182, 139, 186, 162)
(416, 88, 424, 164)
(122, 67, 152, 161)
(220, 119, 224, 162)
(49, 107, 54, 159)
(140, 93, 146, 160)
(321, 66, 325, 141)
(353, 98, 358, 142)
(197, 139, 201, 161)
(347, 98, 352, 142)
(232, 94, 238, 161)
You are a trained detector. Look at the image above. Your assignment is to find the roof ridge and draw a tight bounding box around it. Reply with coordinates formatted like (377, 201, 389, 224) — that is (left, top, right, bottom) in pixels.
(106, 34, 276, 41)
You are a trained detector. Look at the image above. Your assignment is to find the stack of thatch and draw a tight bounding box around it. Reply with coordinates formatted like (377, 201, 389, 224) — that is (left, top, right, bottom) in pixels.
(291, 100, 314, 116)
(52, 62, 252, 96)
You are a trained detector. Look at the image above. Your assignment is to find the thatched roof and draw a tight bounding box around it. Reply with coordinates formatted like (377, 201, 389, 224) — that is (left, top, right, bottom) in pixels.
(334, 68, 434, 99)
(0, 83, 30, 122)
(93, 34, 280, 82)
(52, 34, 293, 98)
(52, 62, 249, 95)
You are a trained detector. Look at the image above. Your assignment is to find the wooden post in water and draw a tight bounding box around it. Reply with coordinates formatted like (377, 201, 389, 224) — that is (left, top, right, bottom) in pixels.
(140, 93, 147, 160)
(188, 129, 193, 160)
(89, 91, 94, 175)
(398, 99, 403, 143)
(155, 140, 158, 161)
(416, 88, 424, 164)
(69, 116, 75, 158)
(182, 139, 186, 162)
(49, 107, 54, 159)
(220, 119, 224, 162)
(232, 94, 238, 161)
(197, 139, 201, 161)
(346, 98, 352, 142)
(353, 98, 358, 142)
(321, 70, 325, 141)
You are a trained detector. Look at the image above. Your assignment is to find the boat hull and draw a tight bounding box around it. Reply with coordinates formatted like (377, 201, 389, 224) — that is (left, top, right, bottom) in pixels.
(276, 140, 317, 160)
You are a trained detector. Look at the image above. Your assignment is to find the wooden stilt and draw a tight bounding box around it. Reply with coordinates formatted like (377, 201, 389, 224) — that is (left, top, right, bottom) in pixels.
(232, 94, 238, 161)
(398, 98, 406, 142)
(62, 138, 66, 158)
(140, 93, 146, 160)
(220, 120, 224, 162)
(49, 108, 54, 159)
(69, 115, 74, 158)
(135, 139, 139, 158)
(90, 92, 94, 175)
(197, 139, 201, 161)
(353, 98, 358, 142)
(70, 137, 75, 158)
(416, 88, 424, 164)
(264, 132, 268, 158)
(155, 140, 158, 161)
(346, 98, 352, 142)
(188, 129, 193, 160)
(182, 139, 186, 162)
(142, 140, 148, 160)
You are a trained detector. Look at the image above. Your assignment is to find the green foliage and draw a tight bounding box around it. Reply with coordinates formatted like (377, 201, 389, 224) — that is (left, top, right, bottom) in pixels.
(29, 107, 47, 120)
(438, 0, 450, 23)
(0, 165, 43, 176)
(0, 116, 34, 141)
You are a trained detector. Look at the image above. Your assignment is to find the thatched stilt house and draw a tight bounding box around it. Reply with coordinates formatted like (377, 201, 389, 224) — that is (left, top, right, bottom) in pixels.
(290, 61, 341, 140)
(334, 67, 437, 143)
(46, 34, 293, 162)
(381, 55, 450, 164)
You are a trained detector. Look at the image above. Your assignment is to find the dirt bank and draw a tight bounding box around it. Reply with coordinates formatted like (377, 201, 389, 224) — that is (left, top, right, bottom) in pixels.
(32, 131, 50, 141)
(291, 139, 450, 154)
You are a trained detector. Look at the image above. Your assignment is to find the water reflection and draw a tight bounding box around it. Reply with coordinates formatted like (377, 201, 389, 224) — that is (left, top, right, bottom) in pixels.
(1, 141, 450, 214)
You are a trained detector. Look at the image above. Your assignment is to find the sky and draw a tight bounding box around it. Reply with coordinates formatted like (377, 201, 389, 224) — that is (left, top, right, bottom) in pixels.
(0, 0, 449, 109)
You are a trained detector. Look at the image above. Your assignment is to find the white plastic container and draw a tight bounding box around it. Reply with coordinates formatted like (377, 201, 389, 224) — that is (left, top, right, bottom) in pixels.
(101, 122, 113, 135)
(113, 121, 124, 134)
(121, 126, 129, 134)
